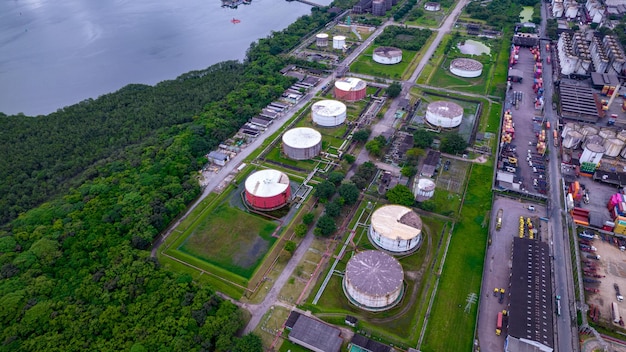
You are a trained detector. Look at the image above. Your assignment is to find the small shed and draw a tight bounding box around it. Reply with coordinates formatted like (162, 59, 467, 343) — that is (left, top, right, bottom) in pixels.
(207, 151, 229, 166)
(345, 315, 358, 327)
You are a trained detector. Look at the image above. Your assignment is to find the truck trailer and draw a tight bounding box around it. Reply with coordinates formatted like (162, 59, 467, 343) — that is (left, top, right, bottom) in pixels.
(496, 311, 503, 335)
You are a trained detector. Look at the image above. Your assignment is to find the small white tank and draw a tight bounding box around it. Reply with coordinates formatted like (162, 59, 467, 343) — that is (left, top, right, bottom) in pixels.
(333, 35, 346, 49)
(604, 138, 625, 157)
(599, 128, 616, 139)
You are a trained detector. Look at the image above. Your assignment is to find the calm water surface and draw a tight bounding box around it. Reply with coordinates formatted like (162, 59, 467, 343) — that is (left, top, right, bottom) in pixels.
(0, 0, 329, 116)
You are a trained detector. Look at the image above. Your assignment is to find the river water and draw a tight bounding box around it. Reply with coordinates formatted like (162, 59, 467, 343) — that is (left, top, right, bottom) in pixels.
(0, 0, 330, 116)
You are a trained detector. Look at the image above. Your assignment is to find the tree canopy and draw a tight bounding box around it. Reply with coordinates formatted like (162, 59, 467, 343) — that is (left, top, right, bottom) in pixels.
(386, 184, 415, 206)
(440, 133, 468, 155)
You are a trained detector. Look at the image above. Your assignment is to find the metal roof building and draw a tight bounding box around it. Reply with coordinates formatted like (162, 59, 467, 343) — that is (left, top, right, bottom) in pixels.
(349, 334, 394, 352)
(286, 312, 343, 352)
(506, 237, 554, 352)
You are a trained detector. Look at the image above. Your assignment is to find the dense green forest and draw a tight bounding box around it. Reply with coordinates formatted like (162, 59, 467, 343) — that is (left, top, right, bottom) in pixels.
(0, 5, 340, 351)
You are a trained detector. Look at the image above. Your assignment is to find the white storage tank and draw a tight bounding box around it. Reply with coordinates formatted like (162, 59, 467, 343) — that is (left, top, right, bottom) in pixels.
(311, 100, 347, 126)
(599, 128, 616, 139)
(604, 138, 625, 157)
(580, 143, 605, 165)
(373, 47, 403, 65)
(562, 130, 583, 149)
(425, 100, 463, 128)
(561, 122, 580, 139)
(333, 35, 346, 49)
(620, 144, 626, 159)
(580, 125, 599, 139)
(617, 130, 626, 142)
(343, 250, 404, 311)
(316, 33, 329, 47)
(583, 135, 604, 149)
(282, 127, 322, 160)
(245, 169, 291, 210)
(449, 58, 483, 78)
(334, 77, 367, 101)
(369, 204, 423, 253)
(424, 1, 441, 11)
(414, 178, 436, 201)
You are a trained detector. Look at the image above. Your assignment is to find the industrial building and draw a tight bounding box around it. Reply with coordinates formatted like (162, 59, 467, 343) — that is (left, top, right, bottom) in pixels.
(449, 58, 483, 78)
(285, 311, 343, 352)
(311, 99, 347, 127)
(334, 77, 367, 101)
(207, 151, 230, 166)
(425, 100, 464, 128)
(349, 334, 394, 352)
(512, 23, 539, 47)
(506, 237, 554, 352)
(368, 204, 423, 253)
(282, 127, 322, 160)
(244, 169, 291, 211)
(373, 47, 403, 65)
(343, 250, 404, 311)
(421, 150, 441, 178)
(557, 32, 592, 76)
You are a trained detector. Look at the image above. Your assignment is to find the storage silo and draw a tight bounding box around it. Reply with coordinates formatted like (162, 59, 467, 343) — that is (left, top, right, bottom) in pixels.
(311, 100, 347, 126)
(282, 127, 322, 160)
(425, 100, 463, 128)
(617, 130, 626, 142)
(580, 143, 605, 166)
(620, 144, 626, 159)
(604, 138, 624, 157)
(244, 169, 291, 211)
(561, 122, 580, 139)
(599, 128, 616, 139)
(332, 35, 346, 49)
(580, 125, 599, 140)
(562, 130, 583, 149)
(369, 204, 423, 253)
(334, 77, 367, 101)
(343, 250, 404, 311)
(415, 178, 436, 202)
(373, 47, 403, 65)
(316, 33, 329, 47)
(424, 2, 441, 11)
(449, 58, 483, 78)
(583, 134, 604, 149)
(372, 0, 386, 16)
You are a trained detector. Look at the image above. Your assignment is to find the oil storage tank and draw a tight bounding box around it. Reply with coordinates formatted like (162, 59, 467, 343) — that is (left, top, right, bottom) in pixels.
(425, 100, 464, 128)
(599, 128, 616, 140)
(373, 47, 403, 64)
(450, 58, 483, 78)
(583, 134, 604, 149)
(343, 250, 404, 311)
(316, 33, 329, 47)
(332, 35, 346, 49)
(311, 100, 347, 126)
(617, 130, 626, 142)
(245, 169, 291, 211)
(369, 204, 423, 253)
(282, 127, 322, 160)
(414, 178, 436, 202)
(562, 130, 583, 149)
(604, 138, 625, 157)
(580, 143, 605, 166)
(334, 77, 367, 101)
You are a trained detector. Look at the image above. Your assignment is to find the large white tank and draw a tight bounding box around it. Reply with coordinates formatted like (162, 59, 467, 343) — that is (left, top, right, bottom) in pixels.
(369, 205, 423, 253)
(583, 135, 604, 149)
(425, 101, 463, 128)
(604, 138, 625, 157)
(424, 1, 441, 11)
(617, 130, 626, 142)
(343, 250, 404, 311)
(620, 144, 626, 159)
(316, 33, 329, 47)
(333, 35, 346, 49)
(580, 143, 605, 165)
(580, 125, 599, 139)
(311, 100, 347, 126)
(244, 169, 291, 210)
(373, 47, 403, 65)
(282, 127, 322, 160)
(414, 178, 436, 201)
(449, 58, 483, 78)
(561, 122, 580, 139)
(599, 128, 616, 140)
(562, 130, 583, 149)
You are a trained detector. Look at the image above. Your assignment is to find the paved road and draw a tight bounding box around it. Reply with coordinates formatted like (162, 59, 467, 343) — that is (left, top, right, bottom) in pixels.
(540, 1, 577, 350)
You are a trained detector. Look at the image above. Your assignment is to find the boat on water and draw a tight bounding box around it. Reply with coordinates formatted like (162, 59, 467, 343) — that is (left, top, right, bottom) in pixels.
(221, 0, 251, 8)
(231, 18, 241, 24)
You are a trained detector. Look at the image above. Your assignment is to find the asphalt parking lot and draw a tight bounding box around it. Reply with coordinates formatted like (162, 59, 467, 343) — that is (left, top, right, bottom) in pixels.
(477, 195, 548, 352)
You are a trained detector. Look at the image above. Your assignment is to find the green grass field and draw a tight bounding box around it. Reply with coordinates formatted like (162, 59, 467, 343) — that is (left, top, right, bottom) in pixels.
(178, 204, 278, 278)
(429, 61, 493, 95)
(350, 46, 418, 79)
(420, 164, 491, 351)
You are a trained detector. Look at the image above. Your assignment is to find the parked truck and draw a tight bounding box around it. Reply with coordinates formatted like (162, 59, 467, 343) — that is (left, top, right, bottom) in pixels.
(613, 302, 621, 324)
(496, 311, 503, 335)
(615, 283, 624, 302)
(496, 209, 503, 231)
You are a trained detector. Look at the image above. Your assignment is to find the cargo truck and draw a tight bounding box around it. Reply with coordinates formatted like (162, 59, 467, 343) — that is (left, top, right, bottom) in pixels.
(496, 209, 503, 231)
(613, 302, 620, 324)
(496, 311, 503, 335)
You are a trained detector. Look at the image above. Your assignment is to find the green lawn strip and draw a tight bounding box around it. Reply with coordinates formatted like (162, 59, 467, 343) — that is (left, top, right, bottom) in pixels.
(428, 188, 462, 217)
(430, 62, 492, 95)
(420, 164, 491, 352)
(350, 46, 418, 80)
(418, 34, 452, 84)
(489, 29, 513, 96)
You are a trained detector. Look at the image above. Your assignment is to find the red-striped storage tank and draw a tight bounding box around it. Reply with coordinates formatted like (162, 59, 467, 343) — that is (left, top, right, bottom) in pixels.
(245, 169, 291, 211)
(334, 77, 367, 101)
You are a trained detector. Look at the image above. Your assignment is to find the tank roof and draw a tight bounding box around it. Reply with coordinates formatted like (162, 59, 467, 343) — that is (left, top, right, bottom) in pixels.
(585, 143, 605, 153)
(373, 46, 402, 58)
(316, 33, 329, 38)
(417, 178, 436, 191)
(450, 58, 483, 71)
(282, 127, 322, 149)
(335, 77, 366, 91)
(333, 35, 346, 40)
(427, 100, 464, 119)
(245, 169, 290, 197)
(371, 205, 422, 240)
(346, 250, 403, 296)
(312, 99, 347, 116)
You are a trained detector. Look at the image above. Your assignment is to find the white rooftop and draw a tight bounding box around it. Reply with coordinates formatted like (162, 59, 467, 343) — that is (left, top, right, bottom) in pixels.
(371, 205, 422, 240)
(245, 169, 290, 197)
(282, 127, 322, 148)
(335, 77, 366, 91)
(311, 100, 347, 116)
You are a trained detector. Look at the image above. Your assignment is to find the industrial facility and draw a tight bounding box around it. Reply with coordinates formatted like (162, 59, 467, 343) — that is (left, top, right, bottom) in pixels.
(368, 204, 423, 253)
(334, 77, 367, 101)
(311, 99, 347, 127)
(425, 100, 464, 128)
(244, 169, 291, 211)
(282, 127, 322, 160)
(373, 46, 403, 65)
(414, 178, 436, 202)
(449, 58, 483, 78)
(343, 250, 404, 311)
